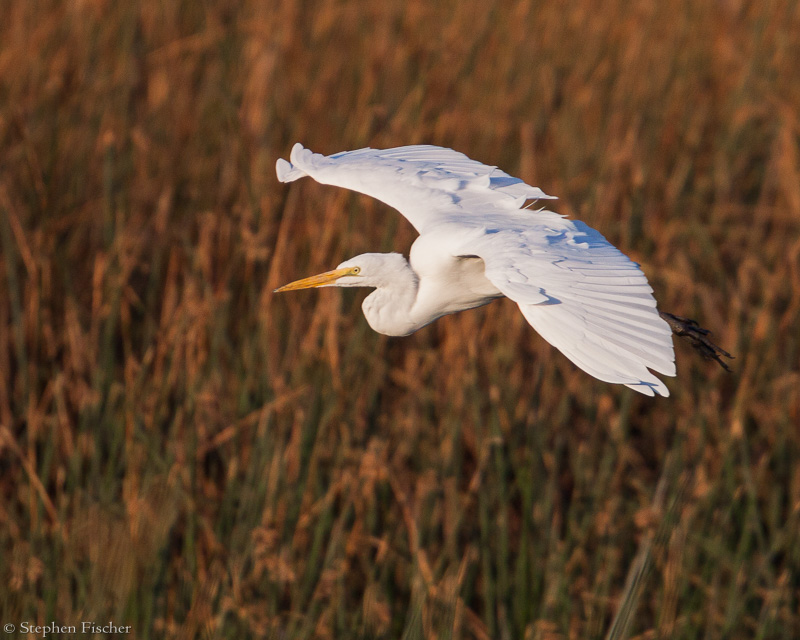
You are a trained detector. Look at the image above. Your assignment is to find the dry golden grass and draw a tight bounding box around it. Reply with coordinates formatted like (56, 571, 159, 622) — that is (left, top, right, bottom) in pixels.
(1, 0, 799, 638)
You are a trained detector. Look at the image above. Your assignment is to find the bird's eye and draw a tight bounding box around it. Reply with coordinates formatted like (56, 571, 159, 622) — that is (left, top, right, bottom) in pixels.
(352, 267, 361, 274)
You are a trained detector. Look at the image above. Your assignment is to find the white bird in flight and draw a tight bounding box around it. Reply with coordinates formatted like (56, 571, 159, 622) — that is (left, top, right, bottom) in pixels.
(275, 144, 717, 397)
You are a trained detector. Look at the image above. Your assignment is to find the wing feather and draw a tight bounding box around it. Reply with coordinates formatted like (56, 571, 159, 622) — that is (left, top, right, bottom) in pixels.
(459, 221, 675, 395)
(276, 143, 556, 233)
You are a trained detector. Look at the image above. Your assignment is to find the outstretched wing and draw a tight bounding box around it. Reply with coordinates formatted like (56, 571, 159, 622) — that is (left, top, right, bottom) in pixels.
(457, 218, 675, 396)
(276, 143, 555, 233)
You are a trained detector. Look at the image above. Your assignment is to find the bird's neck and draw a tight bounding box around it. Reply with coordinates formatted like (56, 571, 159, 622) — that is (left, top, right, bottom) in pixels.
(360, 265, 427, 337)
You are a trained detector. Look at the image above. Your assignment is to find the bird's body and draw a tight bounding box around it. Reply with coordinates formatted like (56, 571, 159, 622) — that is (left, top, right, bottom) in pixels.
(275, 144, 677, 396)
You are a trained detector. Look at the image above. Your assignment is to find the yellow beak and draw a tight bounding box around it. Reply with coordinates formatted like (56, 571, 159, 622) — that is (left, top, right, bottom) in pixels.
(274, 266, 357, 292)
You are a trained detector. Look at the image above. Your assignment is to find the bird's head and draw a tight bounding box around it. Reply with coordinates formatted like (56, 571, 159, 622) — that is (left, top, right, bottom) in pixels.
(274, 253, 411, 292)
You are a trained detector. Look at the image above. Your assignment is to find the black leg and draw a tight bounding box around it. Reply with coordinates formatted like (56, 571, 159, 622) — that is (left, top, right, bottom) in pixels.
(659, 311, 734, 372)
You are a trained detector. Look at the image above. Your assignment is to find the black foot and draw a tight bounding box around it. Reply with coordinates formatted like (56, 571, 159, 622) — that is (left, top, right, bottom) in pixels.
(659, 311, 734, 372)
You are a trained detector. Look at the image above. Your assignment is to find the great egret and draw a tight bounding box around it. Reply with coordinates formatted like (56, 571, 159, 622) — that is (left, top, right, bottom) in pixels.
(275, 144, 729, 397)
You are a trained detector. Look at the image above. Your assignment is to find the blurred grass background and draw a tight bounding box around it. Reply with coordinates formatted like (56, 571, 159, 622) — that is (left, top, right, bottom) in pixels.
(1, 0, 799, 638)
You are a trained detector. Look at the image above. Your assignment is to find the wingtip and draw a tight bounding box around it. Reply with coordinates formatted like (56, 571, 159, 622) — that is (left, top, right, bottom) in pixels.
(625, 379, 670, 397)
(276, 143, 311, 182)
(275, 158, 293, 182)
(290, 142, 309, 165)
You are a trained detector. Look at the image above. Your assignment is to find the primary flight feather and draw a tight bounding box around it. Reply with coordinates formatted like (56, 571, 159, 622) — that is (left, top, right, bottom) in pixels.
(275, 143, 676, 397)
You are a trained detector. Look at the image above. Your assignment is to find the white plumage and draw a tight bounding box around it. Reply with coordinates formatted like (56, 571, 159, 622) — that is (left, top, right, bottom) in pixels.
(275, 143, 676, 397)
